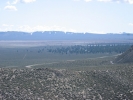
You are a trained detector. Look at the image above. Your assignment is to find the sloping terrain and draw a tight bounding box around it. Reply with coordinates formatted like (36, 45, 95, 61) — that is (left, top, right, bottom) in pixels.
(114, 45, 133, 63)
(0, 67, 133, 100)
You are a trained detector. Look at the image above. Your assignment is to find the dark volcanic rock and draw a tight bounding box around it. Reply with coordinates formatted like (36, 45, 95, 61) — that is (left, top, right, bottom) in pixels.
(1, 67, 133, 100)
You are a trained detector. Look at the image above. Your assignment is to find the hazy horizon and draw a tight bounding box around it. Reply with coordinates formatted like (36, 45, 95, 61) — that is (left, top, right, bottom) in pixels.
(0, 31, 133, 34)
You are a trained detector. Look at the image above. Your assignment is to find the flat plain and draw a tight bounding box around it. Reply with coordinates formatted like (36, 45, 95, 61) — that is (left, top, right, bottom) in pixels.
(0, 42, 121, 69)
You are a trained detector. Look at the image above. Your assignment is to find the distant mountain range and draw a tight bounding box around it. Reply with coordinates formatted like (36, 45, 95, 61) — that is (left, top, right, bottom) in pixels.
(0, 31, 133, 41)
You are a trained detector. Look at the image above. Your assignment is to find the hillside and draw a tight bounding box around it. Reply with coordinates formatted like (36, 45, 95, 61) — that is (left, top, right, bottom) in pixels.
(1, 66, 133, 100)
(114, 45, 133, 63)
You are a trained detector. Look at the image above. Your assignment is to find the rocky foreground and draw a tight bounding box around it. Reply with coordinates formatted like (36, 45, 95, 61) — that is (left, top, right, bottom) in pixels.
(0, 66, 133, 100)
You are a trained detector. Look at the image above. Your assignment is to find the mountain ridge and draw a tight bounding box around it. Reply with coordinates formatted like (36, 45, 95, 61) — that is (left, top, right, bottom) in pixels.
(0, 31, 133, 41)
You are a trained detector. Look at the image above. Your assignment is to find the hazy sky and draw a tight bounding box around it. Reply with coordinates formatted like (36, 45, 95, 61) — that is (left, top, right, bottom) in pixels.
(0, 0, 133, 33)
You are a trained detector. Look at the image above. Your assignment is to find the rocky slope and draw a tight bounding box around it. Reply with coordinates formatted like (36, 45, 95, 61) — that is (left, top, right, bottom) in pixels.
(114, 45, 133, 63)
(0, 67, 133, 100)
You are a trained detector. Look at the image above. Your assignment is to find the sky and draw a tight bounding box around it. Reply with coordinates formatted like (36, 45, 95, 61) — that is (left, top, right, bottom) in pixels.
(0, 0, 133, 33)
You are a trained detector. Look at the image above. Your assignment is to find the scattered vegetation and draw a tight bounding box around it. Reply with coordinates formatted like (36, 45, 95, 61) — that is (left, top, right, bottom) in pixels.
(0, 43, 133, 99)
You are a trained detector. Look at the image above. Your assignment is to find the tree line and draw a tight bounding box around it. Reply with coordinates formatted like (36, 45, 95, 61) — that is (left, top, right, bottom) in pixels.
(47, 44, 132, 54)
